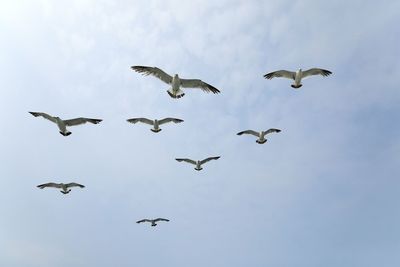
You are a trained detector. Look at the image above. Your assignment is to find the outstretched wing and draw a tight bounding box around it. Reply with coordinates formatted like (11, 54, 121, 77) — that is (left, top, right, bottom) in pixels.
(175, 158, 197, 165)
(237, 130, 260, 137)
(131, 66, 173, 84)
(127, 118, 154, 125)
(154, 218, 170, 222)
(29, 112, 57, 123)
(180, 79, 220, 94)
(158, 118, 184, 125)
(302, 68, 332, 79)
(263, 70, 295, 80)
(64, 118, 102, 126)
(66, 183, 85, 188)
(200, 156, 220, 165)
(136, 219, 151, 224)
(264, 128, 281, 135)
(37, 183, 61, 189)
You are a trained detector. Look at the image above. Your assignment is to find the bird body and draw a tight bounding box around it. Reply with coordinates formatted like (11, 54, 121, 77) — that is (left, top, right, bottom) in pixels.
(127, 117, 183, 132)
(170, 74, 185, 98)
(55, 117, 71, 136)
(131, 66, 220, 99)
(175, 156, 220, 171)
(152, 119, 161, 132)
(264, 68, 332, 88)
(37, 182, 85, 194)
(237, 129, 281, 144)
(293, 69, 303, 88)
(195, 160, 202, 171)
(29, 112, 102, 136)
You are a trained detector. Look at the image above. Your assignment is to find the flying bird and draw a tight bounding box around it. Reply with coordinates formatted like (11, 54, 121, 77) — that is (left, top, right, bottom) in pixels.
(29, 112, 102, 136)
(237, 128, 281, 144)
(37, 182, 85, 194)
(127, 117, 183, 133)
(136, 218, 170, 227)
(175, 156, 220, 171)
(131, 66, 220, 99)
(264, 68, 332, 88)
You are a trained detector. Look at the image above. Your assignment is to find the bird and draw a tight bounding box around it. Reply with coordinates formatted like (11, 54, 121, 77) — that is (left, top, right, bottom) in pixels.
(136, 218, 170, 227)
(237, 128, 281, 144)
(131, 66, 220, 99)
(29, 112, 102, 136)
(37, 182, 85, 194)
(175, 156, 220, 171)
(263, 68, 332, 88)
(127, 117, 183, 133)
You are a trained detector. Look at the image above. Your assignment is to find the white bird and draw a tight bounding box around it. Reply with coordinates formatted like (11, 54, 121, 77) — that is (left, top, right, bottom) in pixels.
(175, 156, 220, 171)
(237, 128, 281, 144)
(127, 117, 183, 133)
(264, 68, 332, 88)
(131, 66, 220, 99)
(29, 112, 102, 136)
(37, 182, 85, 194)
(136, 218, 170, 227)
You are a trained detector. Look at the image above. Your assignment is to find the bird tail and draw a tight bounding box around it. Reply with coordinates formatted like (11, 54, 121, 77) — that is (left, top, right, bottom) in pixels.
(167, 89, 185, 99)
(59, 131, 72, 136)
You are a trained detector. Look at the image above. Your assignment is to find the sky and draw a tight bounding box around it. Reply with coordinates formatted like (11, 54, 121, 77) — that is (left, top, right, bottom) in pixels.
(0, 0, 400, 266)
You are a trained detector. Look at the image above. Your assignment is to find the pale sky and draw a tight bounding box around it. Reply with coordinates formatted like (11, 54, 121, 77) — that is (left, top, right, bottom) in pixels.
(1, 0, 400, 266)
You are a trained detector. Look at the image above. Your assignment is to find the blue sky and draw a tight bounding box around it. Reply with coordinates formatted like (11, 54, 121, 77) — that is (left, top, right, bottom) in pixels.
(0, 0, 399, 266)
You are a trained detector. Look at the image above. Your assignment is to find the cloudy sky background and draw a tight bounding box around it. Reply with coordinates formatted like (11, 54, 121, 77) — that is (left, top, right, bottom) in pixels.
(1, 0, 400, 266)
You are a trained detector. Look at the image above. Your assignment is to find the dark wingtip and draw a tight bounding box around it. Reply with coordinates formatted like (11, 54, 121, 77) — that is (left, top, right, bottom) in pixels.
(131, 66, 148, 74)
(264, 73, 273, 79)
(210, 86, 221, 94)
(322, 69, 332, 76)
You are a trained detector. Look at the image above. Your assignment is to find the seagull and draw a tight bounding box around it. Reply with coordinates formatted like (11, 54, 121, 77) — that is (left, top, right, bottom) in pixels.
(37, 182, 85, 194)
(136, 218, 170, 227)
(175, 156, 220, 171)
(29, 112, 102, 136)
(237, 128, 281, 144)
(127, 117, 183, 133)
(264, 68, 332, 88)
(131, 66, 220, 99)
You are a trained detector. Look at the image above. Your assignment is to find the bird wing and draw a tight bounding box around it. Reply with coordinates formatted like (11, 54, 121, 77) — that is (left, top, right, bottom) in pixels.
(263, 70, 295, 80)
(64, 118, 102, 126)
(264, 128, 282, 135)
(131, 66, 173, 84)
(154, 218, 170, 222)
(29, 112, 57, 123)
(37, 183, 61, 189)
(65, 183, 85, 188)
(180, 79, 221, 94)
(200, 156, 220, 165)
(127, 118, 154, 125)
(158, 118, 184, 125)
(237, 130, 260, 137)
(175, 158, 197, 165)
(302, 68, 332, 79)
(136, 219, 151, 224)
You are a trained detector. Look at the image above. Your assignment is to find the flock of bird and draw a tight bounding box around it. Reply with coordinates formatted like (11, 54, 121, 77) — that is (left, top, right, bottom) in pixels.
(31, 65, 332, 227)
